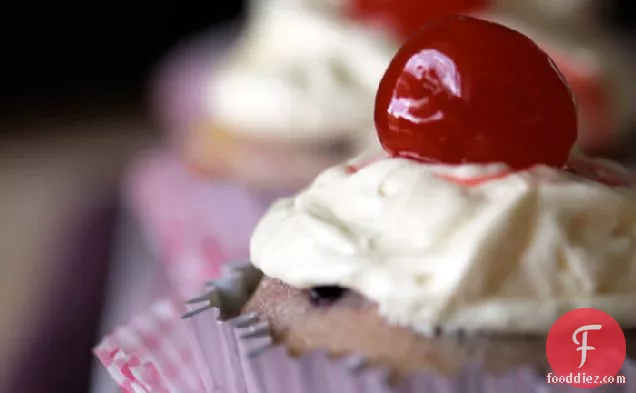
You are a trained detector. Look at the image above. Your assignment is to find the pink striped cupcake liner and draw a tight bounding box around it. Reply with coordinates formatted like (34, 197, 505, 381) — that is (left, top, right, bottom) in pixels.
(124, 151, 268, 299)
(95, 299, 203, 393)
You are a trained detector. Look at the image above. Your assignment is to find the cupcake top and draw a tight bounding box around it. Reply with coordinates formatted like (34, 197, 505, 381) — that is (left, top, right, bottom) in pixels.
(207, 0, 396, 143)
(250, 16, 636, 335)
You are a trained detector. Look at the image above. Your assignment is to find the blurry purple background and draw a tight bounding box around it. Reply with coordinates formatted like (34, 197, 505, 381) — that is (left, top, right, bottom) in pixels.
(0, 4, 246, 393)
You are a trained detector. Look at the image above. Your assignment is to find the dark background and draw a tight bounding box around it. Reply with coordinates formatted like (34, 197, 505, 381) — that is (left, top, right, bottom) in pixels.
(0, 5, 243, 392)
(0, 3, 246, 126)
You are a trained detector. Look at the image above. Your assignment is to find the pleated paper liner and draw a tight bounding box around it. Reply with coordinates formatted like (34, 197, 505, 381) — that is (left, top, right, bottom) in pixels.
(184, 261, 636, 393)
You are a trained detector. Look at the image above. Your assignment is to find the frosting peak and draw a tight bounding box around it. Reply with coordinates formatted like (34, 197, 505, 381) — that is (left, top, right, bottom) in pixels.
(208, 1, 396, 143)
(250, 154, 636, 334)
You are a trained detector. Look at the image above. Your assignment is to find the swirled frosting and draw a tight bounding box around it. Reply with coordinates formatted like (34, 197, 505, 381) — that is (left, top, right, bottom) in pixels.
(207, 0, 396, 143)
(250, 152, 636, 334)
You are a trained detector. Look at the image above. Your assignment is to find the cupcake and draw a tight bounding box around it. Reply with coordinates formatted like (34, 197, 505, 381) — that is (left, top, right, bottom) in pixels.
(184, 0, 396, 194)
(185, 15, 636, 391)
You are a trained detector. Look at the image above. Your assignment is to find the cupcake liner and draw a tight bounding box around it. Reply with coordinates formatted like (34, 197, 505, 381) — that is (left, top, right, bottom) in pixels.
(124, 151, 268, 299)
(185, 261, 636, 393)
(94, 299, 204, 393)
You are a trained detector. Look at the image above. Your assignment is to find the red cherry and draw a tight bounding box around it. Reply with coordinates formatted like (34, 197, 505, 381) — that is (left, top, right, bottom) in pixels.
(347, 0, 488, 39)
(374, 16, 578, 169)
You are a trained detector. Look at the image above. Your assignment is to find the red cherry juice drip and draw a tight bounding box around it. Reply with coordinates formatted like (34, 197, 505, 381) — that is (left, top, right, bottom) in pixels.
(344, 153, 634, 189)
(435, 170, 512, 186)
(374, 16, 578, 170)
(344, 150, 389, 174)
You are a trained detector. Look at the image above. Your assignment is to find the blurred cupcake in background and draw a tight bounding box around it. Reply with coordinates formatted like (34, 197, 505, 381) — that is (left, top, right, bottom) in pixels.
(491, 0, 600, 30)
(134, 0, 397, 297)
(342, 0, 489, 38)
(182, 0, 396, 194)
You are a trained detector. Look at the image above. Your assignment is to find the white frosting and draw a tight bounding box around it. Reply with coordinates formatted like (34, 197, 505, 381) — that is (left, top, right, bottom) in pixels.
(208, 0, 396, 142)
(251, 155, 636, 334)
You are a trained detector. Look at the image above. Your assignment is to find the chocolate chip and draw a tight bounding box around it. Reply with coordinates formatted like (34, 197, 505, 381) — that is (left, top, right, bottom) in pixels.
(308, 286, 348, 306)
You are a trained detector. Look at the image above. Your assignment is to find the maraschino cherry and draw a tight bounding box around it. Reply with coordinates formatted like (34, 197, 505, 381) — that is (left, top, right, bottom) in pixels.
(374, 15, 578, 169)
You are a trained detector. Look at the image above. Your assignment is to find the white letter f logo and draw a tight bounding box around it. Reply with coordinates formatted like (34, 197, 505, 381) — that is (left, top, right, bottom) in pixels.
(572, 324, 602, 368)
